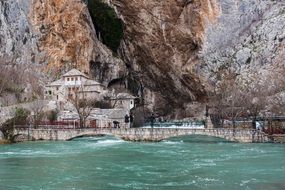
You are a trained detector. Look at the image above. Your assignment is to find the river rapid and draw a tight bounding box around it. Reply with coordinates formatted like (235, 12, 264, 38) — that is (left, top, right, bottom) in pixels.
(0, 136, 285, 190)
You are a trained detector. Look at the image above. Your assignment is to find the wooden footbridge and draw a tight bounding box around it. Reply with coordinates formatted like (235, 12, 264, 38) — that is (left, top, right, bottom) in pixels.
(13, 127, 269, 143)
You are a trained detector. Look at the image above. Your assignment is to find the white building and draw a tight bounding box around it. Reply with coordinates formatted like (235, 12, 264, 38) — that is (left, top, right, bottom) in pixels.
(45, 69, 105, 102)
(110, 93, 136, 111)
(45, 69, 137, 127)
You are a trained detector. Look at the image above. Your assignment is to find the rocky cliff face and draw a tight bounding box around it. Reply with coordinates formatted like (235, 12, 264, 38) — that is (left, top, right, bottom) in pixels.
(30, 0, 126, 82)
(0, 0, 41, 66)
(0, 0, 125, 85)
(200, 0, 285, 88)
(107, 0, 220, 117)
(1, 0, 285, 118)
(108, 0, 285, 117)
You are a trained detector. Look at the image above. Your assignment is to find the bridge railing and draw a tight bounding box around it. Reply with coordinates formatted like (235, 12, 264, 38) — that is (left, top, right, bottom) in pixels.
(14, 125, 96, 130)
(144, 121, 205, 128)
(13, 126, 267, 137)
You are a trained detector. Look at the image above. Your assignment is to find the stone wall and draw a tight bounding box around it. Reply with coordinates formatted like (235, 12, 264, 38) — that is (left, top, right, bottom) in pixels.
(14, 127, 268, 143)
(0, 100, 51, 124)
(271, 135, 285, 144)
(0, 131, 4, 140)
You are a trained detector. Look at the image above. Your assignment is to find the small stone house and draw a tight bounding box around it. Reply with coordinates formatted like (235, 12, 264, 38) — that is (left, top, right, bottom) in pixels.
(110, 93, 136, 111)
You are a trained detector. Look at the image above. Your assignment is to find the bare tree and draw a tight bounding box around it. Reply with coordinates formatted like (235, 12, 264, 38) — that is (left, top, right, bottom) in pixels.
(29, 100, 46, 128)
(0, 67, 10, 95)
(0, 64, 22, 96)
(101, 90, 134, 109)
(0, 57, 43, 104)
(208, 71, 246, 128)
(68, 85, 97, 128)
(265, 66, 285, 116)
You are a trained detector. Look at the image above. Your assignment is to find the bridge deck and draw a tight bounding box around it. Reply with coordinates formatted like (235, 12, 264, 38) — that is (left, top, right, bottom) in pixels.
(13, 127, 269, 143)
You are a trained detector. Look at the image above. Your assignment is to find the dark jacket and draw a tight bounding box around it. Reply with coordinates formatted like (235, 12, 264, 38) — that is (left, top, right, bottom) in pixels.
(124, 115, 130, 123)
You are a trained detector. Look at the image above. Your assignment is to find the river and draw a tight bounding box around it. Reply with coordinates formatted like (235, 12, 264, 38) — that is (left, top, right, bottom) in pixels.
(0, 135, 285, 190)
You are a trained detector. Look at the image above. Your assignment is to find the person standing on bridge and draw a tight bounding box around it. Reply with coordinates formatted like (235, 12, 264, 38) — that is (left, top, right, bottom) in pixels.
(124, 114, 130, 128)
(113, 121, 119, 128)
(130, 113, 134, 128)
(150, 114, 156, 128)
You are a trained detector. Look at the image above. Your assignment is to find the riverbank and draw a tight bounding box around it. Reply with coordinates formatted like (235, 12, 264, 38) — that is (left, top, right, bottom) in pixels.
(271, 135, 285, 143)
(0, 140, 10, 144)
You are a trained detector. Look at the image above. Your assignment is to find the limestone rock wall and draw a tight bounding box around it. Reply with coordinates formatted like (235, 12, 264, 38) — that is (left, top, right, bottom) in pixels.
(30, 0, 126, 84)
(1, 0, 285, 118)
(0, 0, 126, 85)
(108, 0, 285, 117)
(0, 0, 42, 66)
(107, 0, 219, 117)
(200, 0, 285, 87)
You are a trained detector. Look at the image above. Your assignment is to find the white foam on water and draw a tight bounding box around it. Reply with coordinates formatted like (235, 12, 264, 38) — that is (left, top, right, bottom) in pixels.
(0, 150, 62, 157)
(240, 178, 257, 186)
(83, 139, 124, 148)
(0, 151, 17, 155)
(240, 148, 265, 153)
(197, 177, 220, 182)
(193, 159, 217, 167)
(161, 140, 183, 145)
(194, 162, 217, 167)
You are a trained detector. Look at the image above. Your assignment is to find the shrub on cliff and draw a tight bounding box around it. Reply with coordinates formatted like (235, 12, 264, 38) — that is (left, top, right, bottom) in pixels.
(88, 0, 123, 52)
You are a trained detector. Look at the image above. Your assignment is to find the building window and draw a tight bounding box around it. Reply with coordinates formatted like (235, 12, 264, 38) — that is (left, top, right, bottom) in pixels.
(49, 90, 52, 95)
(131, 101, 133, 104)
(75, 77, 78, 81)
(71, 77, 74, 81)
(56, 95, 59, 100)
(67, 78, 70, 81)
(56, 87, 59, 91)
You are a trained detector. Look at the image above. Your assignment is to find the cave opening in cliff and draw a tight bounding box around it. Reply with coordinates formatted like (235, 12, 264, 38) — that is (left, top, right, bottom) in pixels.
(87, 0, 124, 53)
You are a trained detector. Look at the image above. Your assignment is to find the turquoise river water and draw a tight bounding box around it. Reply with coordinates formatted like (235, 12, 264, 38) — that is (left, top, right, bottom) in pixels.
(0, 135, 285, 190)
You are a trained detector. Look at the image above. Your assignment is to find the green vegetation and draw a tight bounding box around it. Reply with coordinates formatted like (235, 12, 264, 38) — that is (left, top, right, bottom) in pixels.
(88, 0, 124, 52)
(14, 108, 30, 123)
(47, 110, 58, 123)
(0, 108, 29, 142)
